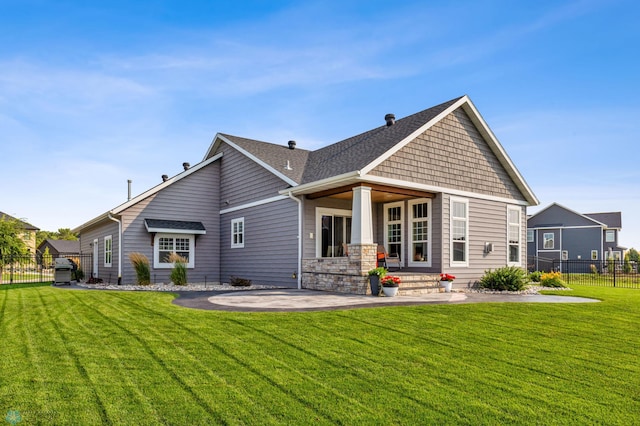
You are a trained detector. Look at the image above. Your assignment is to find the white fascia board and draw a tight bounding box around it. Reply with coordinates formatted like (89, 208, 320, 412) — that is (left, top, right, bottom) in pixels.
(71, 212, 111, 234)
(359, 95, 538, 207)
(359, 97, 466, 177)
(361, 175, 531, 206)
(216, 134, 298, 187)
(112, 152, 223, 215)
(279, 171, 361, 196)
(220, 195, 289, 215)
(460, 99, 539, 206)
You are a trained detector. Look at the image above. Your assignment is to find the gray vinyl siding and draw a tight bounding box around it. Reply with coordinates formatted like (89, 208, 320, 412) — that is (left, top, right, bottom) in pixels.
(220, 198, 298, 287)
(119, 161, 221, 284)
(369, 109, 526, 201)
(528, 204, 598, 228)
(562, 228, 601, 260)
(302, 197, 353, 258)
(78, 220, 119, 283)
(215, 142, 291, 209)
(441, 194, 526, 286)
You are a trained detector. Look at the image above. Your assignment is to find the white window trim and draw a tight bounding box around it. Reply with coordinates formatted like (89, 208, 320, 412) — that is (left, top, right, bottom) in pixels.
(605, 230, 615, 243)
(507, 206, 522, 266)
(231, 217, 245, 249)
(450, 197, 469, 267)
(315, 207, 352, 258)
(562, 250, 569, 261)
(543, 232, 555, 250)
(104, 235, 112, 267)
(153, 233, 195, 269)
(383, 201, 404, 266)
(591, 250, 598, 260)
(408, 199, 431, 267)
(527, 229, 534, 243)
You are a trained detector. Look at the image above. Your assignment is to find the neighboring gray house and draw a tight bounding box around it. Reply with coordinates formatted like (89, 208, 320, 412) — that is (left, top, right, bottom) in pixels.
(72, 95, 538, 292)
(527, 203, 624, 270)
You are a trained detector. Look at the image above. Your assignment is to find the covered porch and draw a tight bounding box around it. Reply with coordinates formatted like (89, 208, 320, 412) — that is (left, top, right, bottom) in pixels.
(299, 183, 442, 294)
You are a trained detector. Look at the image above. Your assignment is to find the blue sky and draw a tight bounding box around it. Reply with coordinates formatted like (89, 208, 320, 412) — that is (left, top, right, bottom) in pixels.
(1, 0, 638, 248)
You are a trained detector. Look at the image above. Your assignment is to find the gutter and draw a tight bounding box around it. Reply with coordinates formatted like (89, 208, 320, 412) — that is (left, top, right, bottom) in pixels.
(107, 213, 122, 285)
(287, 191, 302, 290)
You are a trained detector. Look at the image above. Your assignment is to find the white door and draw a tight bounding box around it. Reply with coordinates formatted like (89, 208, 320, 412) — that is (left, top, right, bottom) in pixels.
(92, 239, 99, 278)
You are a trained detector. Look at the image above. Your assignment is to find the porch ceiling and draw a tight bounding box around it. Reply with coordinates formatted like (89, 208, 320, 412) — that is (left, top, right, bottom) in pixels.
(306, 183, 435, 202)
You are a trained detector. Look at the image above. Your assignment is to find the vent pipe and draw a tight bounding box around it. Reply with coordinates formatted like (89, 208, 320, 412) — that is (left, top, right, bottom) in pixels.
(385, 113, 395, 126)
(127, 179, 132, 201)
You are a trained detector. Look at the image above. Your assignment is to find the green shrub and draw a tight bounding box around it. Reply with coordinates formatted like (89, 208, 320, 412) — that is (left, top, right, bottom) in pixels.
(479, 266, 528, 291)
(528, 271, 542, 282)
(540, 271, 566, 288)
(128, 252, 150, 285)
(168, 253, 188, 286)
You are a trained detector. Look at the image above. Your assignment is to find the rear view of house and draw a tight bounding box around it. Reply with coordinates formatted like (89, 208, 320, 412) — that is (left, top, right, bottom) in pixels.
(73, 95, 538, 293)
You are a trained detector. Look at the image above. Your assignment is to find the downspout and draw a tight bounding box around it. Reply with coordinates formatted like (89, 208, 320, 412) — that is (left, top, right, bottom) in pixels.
(287, 191, 302, 289)
(107, 213, 122, 285)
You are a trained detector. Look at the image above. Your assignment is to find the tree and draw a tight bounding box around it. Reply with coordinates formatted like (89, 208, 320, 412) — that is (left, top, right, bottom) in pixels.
(0, 217, 27, 258)
(0, 217, 28, 283)
(627, 248, 639, 263)
(36, 228, 78, 247)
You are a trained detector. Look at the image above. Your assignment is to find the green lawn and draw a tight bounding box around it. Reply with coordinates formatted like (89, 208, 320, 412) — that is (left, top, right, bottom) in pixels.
(1, 284, 638, 425)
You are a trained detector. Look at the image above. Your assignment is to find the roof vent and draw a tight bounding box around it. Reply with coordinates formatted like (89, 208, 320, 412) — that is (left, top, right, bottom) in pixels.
(162, 174, 169, 182)
(288, 140, 296, 150)
(385, 113, 395, 127)
(182, 162, 190, 171)
(284, 160, 293, 171)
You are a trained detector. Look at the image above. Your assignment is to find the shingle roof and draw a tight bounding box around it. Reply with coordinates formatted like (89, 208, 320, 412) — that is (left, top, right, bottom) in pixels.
(144, 219, 206, 234)
(42, 239, 80, 254)
(300, 96, 463, 183)
(219, 134, 311, 184)
(584, 212, 622, 229)
(0, 211, 39, 230)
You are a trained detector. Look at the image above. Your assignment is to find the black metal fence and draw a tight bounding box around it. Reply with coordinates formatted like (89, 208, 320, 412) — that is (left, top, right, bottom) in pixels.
(0, 253, 93, 285)
(545, 258, 640, 288)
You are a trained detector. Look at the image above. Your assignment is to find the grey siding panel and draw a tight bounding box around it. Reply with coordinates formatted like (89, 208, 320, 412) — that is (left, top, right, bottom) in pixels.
(119, 161, 221, 284)
(370, 109, 526, 201)
(215, 142, 291, 209)
(528, 204, 598, 227)
(441, 194, 525, 285)
(562, 228, 601, 260)
(78, 220, 119, 283)
(221, 199, 299, 287)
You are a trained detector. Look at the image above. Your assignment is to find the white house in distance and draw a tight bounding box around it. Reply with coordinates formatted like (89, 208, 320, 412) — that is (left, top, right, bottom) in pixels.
(73, 95, 538, 293)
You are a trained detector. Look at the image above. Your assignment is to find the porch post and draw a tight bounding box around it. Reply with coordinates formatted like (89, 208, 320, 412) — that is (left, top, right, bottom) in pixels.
(351, 186, 373, 244)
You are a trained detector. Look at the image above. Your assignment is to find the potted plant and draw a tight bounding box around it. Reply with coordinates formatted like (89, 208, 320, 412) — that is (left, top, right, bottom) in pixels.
(381, 275, 401, 297)
(439, 273, 455, 292)
(367, 267, 387, 296)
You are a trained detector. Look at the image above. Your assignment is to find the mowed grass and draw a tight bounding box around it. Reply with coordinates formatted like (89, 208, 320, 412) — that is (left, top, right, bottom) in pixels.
(0, 284, 638, 425)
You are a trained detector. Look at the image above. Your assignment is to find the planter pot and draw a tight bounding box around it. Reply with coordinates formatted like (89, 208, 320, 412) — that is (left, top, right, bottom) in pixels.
(441, 281, 453, 293)
(382, 286, 399, 297)
(369, 276, 380, 296)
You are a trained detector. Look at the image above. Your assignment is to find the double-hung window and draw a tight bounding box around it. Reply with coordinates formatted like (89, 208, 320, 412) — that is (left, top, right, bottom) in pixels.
(231, 218, 245, 248)
(104, 235, 112, 267)
(409, 199, 431, 266)
(507, 207, 521, 265)
(384, 202, 403, 262)
(450, 198, 468, 266)
(543, 233, 554, 249)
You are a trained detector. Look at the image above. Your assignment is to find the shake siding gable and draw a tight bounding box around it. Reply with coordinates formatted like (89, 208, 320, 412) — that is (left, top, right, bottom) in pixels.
(369, 109, 524, 201)
(119, 162, 221, 284)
